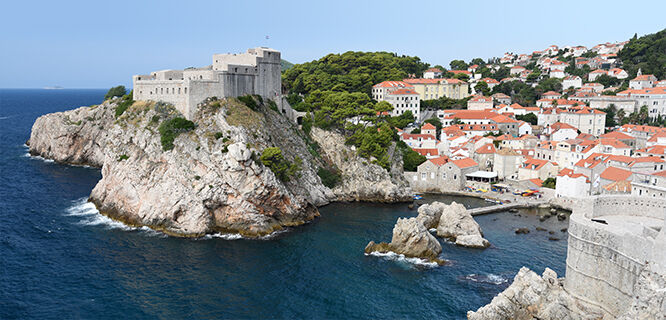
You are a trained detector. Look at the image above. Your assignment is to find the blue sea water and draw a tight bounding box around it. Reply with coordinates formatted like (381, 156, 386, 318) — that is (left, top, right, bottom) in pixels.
(0, 89, 569, 319)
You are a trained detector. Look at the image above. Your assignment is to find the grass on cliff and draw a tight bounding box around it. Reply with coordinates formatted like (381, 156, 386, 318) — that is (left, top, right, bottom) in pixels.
(159, 117, 196, 151)
(226, 98, 263, 128)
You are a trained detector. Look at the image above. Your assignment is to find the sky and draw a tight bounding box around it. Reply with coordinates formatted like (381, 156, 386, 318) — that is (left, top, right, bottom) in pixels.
(1, 0, 665, 88)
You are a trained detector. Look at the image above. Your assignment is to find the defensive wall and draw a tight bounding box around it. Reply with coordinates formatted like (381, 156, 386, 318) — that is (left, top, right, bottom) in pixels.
(132, 47, 281, 120)
(564, 195, 666, 316)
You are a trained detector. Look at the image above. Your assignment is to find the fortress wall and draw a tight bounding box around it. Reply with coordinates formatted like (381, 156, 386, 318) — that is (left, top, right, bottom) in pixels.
(220, 73, 255, 98)
(133, 80, 188, 116)
(584, 195, 666, 219)
(564, 195, 666, 316)
(187, 80, 225, 119)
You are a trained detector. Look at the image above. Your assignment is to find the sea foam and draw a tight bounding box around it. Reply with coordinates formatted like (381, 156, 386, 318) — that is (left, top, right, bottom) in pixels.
(65, 198, 163, 236)
(365, 251, 439, 268)
(462, 273, 508, 285)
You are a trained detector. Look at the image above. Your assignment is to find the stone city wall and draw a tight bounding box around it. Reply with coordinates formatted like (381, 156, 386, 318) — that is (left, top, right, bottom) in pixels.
(564, 195, 666, 316)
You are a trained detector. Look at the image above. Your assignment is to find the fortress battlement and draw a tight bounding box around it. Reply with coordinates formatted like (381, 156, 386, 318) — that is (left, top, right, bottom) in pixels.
(565, 195, 666, 317)
(132, 47, 281, 119)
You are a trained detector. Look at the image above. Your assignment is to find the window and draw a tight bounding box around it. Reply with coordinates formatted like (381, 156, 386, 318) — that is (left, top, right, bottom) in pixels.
(430, 172, 435, 179)
(421, 173, 426, 180)
(441, 172, 447, 179)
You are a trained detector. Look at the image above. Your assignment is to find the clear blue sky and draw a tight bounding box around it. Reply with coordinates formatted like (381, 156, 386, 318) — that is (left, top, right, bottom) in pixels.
(2, 0, 664, 88)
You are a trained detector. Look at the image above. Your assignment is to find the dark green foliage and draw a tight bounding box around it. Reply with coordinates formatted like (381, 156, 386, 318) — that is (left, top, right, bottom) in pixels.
(267, 99, 278, 112)
(398, 141, 426, 171)
(618, 28, 666, 79)
(158, 117, 196, 151)
(421, 96, 471, 110)
(260, 147, 300, 181)
(600, 105, 617, 127)
(516, 113, 538, 125)
(317, 167, 341, 188)
(386, 110, 414, 129)
(345, 123, 395, 170)
(114, 94, 134, 117)
(492, 80, 538, 106)
(214, 132, 224, 139)
(310, 91, 374, 129)
(449, 59, 468, 70)
(475, 81, 491, 96)
(594, 74, 622, 88)
(424, 117, 443, 132)
(105, 85, 127, 100)
(194, 175, 201, 180)
(282, 51, 429, 96)
(117, 154, 129, 161)
(238, 95, 259, 110)
(542, 177, 556, 189)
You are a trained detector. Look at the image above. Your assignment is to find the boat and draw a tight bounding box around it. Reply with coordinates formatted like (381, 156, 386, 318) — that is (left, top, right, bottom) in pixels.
(413, 194, 423, 200)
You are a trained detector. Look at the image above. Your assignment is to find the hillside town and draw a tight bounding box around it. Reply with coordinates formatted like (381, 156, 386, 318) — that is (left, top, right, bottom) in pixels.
(371, 40, 666, 201)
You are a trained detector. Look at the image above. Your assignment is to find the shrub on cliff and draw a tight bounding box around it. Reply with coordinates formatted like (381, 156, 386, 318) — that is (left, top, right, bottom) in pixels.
(317, 167, 341, 188)
(105, 85, 127, 100)
(158, 117, 196, 151)
(398, 141, 426, 171)
(114, 94, 134, 117)
(238, 95, 259, 111)
(260, 147, 300, 181)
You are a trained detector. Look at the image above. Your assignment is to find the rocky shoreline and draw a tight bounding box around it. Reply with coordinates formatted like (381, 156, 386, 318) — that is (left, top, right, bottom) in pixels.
(28, 98, 412, 237)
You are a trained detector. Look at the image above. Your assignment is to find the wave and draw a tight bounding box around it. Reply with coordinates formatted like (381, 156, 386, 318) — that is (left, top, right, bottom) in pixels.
(462, 273, 509, 285)
(365, 251, 439, 268)
(64, 198, 164, 237)
(23, 152, 54, 163)
(202, 228, 289, 241)
(0, 116, 11, 120)
(204, 233, 244, 240)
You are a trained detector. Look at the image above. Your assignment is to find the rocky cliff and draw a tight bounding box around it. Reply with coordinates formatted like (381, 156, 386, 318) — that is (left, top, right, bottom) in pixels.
(467, 267, 604, 320)
(28, 97, 410, 237)
(310, 128, 411, 202)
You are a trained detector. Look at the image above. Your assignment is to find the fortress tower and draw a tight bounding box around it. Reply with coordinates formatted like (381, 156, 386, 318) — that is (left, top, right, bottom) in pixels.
(132, 47, 281, 119)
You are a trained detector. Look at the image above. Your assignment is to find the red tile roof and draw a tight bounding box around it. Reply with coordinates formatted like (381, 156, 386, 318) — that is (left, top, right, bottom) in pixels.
(452, 157, 478, 168)
(476, 143, 496, 154)
(413, 148, 439, 157)
(528, 179, 543, 187)
(389, 88, 418, 95)
(600, 166, 633, 181)
(421, 123, 436, 130)
(373, 81, 411, 88)
(428, 156, 450, 166)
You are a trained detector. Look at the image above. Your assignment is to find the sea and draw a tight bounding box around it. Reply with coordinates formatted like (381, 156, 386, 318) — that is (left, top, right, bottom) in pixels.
(0, 89, 569, 319)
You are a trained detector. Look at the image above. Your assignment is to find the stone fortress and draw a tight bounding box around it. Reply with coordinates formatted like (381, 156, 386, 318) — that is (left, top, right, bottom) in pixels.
(133, 47, 296, 120)
(564, 195, 666, 317)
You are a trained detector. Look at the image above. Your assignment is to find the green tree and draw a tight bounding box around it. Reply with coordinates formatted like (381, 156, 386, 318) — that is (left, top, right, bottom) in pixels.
(542, 177, 556, 189)
(454, 73, 470, 81)
(470, 58, 486, 66)
(616, 109, 626, 125)
(105, 85, 127, 100)
(618, 28, 666, 79)
(450, 59, 468, 70)
(475, 81, 491, 96)
(424, 117, 443, 132)
(516, 113, 538, 125)
(594, 74, 621, 88)
(260, 147, 300, 181)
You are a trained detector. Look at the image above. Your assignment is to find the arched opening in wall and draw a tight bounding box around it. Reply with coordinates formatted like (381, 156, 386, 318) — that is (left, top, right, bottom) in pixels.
(178, 88, 181, 94)
(200, 75, 203, 79)
(297, 116, 303, 125)
(161, 88, 164, 94)
(184, 88, 187, 94)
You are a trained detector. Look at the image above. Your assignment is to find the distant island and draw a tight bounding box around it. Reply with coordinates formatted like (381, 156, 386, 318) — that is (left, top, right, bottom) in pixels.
(43, 86, 64, 90)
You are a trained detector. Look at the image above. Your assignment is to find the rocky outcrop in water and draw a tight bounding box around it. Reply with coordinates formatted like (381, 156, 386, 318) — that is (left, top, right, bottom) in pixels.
(28, 97, 408, 237)
(310, 128, 411, 203)
(467, 267, 604, 320)
(415, 202, 448, 229)
(436, 201, 490, 248)
(365, 217, 442, 262)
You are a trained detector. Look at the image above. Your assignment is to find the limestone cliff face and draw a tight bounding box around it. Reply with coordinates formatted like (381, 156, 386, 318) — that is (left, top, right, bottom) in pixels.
(310, 128, 412, 202)
(28, 98, 342, 236)
(467, 267, 604, 320)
